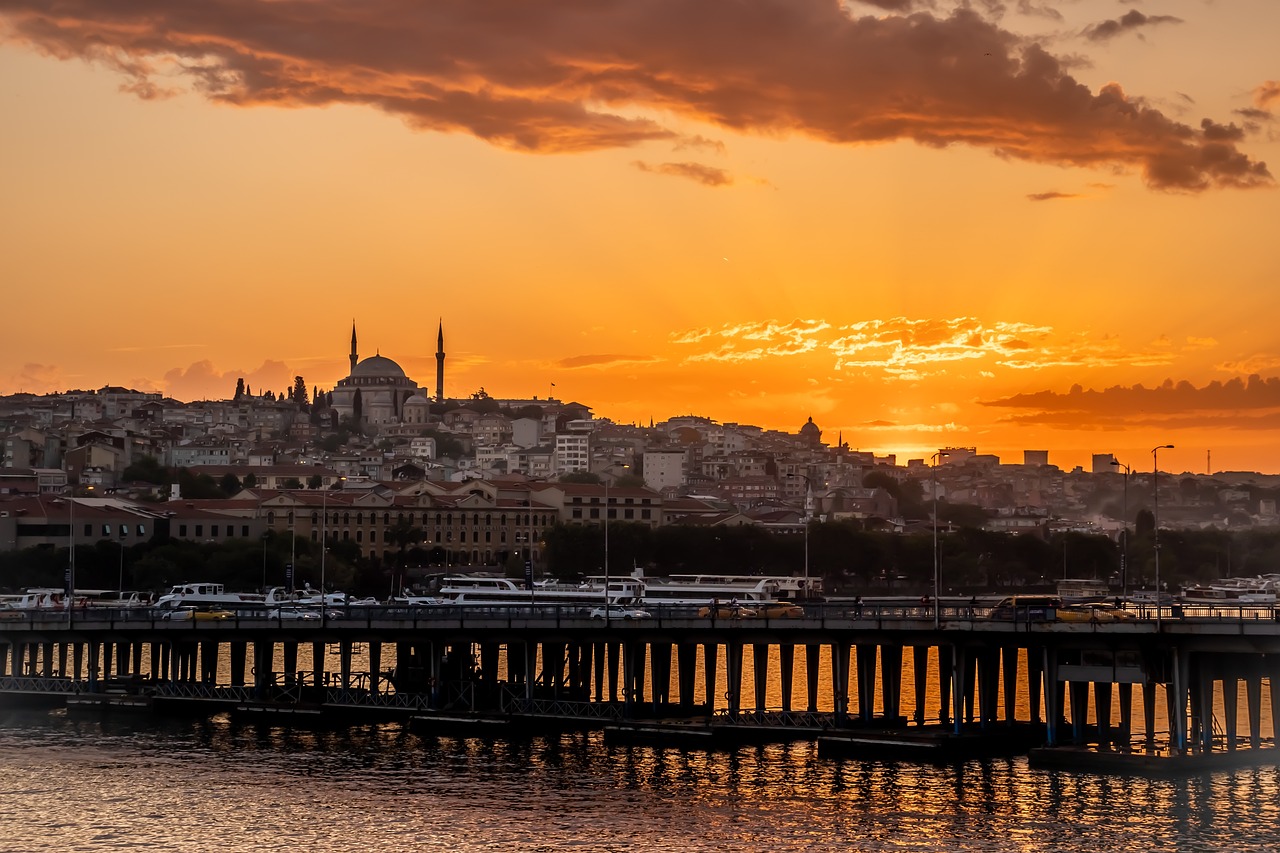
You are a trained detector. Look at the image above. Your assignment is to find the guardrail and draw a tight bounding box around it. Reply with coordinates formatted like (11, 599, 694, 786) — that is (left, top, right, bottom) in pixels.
(3, 599, 1278, 629)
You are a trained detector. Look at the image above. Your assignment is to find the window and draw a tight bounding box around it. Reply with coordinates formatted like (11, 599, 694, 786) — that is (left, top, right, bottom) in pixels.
(195, 525, 203, 537)
(370, 530, 377, 543)
(179, 524, 188, 537)
(212, 525, 220, 537)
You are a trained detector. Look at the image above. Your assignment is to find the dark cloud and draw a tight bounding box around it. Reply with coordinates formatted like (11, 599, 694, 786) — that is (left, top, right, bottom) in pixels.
(1255, 81, 1280, 109)
(162, 359, 293, 401)
(982, 375, 1280, 430)
(1234, 108, 1273, 123)
(1084, 10, 1183, 42)
(557, 354, 660, 369)
(0, 1, 1267, 191)
(1026, 190, 1080, 201)
(633, 160, 733, 186)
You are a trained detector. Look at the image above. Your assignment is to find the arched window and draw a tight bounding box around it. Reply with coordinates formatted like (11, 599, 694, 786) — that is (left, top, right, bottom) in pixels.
(287, 511, 294, 524)
(311, 512, 319, 525)
(267, 511, 275, 525)
(356, 512, 364, 525)
(485, 514, 492, 526)
(385, 513, 391, 525)
(343, 512, 350, 525)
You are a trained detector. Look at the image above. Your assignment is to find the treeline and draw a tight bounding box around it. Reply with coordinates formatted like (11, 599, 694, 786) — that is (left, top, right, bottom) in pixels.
(0, 532, 378, 598)
(542, 521, 1280, 594)
(6, 520, 1278, 598)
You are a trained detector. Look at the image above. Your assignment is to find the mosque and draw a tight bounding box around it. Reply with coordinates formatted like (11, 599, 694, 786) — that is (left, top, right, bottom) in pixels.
(328, 321, 445, 427)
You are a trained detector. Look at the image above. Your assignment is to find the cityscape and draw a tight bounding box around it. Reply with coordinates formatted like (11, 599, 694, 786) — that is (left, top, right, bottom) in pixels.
(5, 328, 1280, 594)
(3, 1, 1280, 851)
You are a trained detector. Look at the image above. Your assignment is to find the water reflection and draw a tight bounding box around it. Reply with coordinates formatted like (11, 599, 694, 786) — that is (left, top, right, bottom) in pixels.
(1, 710, 1278, 852)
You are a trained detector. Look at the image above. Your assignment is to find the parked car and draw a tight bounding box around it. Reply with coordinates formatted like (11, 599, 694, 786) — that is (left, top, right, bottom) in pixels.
(589, 607, 651, 620)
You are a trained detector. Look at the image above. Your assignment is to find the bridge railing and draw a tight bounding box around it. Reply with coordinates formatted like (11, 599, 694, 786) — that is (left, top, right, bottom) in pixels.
(5, 599, 1278, 631)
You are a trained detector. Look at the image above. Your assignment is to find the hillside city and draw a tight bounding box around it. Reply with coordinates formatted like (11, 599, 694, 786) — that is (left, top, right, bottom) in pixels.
(3, 352, 1280, 595)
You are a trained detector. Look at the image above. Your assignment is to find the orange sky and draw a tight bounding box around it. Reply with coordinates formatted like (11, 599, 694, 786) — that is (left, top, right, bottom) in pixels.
(2, 1, 1279, 474)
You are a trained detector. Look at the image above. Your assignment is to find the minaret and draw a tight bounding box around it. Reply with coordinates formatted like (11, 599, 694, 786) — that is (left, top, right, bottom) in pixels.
(349, 321, 359, 374)
(435, 319, 445, 403)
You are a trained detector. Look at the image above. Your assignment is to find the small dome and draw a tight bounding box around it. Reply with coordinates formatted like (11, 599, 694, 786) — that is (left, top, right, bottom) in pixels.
(404, 394, 430, 408)
(799, 417, 820, 436)
(351, 355, 406, 378)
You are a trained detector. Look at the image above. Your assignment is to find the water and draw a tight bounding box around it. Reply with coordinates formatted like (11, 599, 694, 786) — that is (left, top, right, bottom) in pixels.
(1, 710, 1278, 852)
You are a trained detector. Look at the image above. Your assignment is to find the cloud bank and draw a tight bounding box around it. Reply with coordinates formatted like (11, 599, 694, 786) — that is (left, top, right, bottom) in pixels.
(0, 1, 1269, 191)
(981, 375, 1280, 431)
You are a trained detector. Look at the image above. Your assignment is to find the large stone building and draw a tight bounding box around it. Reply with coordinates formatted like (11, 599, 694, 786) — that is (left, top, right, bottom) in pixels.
(329, 322, 442, 428)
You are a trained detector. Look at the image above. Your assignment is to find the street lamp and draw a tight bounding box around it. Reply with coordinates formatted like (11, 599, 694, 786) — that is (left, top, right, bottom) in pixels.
(1109, 459, 1131, 601)
(931, 451, 949, 627)
(603, 464, 629, 623)
(320, 475, 346, 620)
(1152, 444, 1173, 628)
(788, 473, 814, 602)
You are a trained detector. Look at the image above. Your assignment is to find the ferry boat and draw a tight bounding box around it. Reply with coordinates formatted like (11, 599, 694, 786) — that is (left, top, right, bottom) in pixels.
(435, 574, 642, 607)
(1181, 577, 1279, 605)
(154, 582, 267, 612)
(636, 572, 821, 607)
(8, 588, 82, 610)
(1057, 578, 1110, 603)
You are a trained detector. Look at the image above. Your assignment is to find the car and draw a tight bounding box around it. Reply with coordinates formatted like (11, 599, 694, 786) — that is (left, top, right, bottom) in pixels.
(589, 606, 651, 620)
(1058, 602, 1136, 623)
(697, 604, 757, 619)
(752, 602, 805, 619)
(269, 606, 321, 621)
(161, 607, 234, 621)
(987, 595, 1061, 621)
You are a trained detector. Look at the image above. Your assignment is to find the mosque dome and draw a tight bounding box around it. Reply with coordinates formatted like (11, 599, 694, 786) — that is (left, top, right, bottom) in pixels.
(403, 393, 430, 408)
(351, 354, 407, 379)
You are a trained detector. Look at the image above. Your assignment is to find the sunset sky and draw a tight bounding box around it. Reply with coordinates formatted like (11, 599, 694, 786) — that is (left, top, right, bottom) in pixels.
(2, 1, 1279, 474)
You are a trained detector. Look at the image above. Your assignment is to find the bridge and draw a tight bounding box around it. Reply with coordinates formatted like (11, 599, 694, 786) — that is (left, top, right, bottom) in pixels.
(2, 601, 1278, 771)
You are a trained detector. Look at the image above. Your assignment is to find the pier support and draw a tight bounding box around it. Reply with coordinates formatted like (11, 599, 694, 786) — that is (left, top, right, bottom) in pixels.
(854, 643, 876, 722)
(752, 643, 769, 713)
(702, 643, 718, 713)
(912, 646, 930, 725)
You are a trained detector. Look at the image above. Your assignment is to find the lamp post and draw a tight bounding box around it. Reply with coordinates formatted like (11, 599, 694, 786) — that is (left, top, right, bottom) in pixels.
(1152, 444, 1173, 628)
(931, 451, 948, 628)
(321, 475, 346, 621)
(788, 474, 814, 602)
(602, 465, 628, 623)
(1109, 459, 1131, 602)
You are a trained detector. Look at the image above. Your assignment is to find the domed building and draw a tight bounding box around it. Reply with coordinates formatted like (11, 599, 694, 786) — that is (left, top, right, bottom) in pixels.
(799, 416, 822, 448)
(329, 322, 445, 427)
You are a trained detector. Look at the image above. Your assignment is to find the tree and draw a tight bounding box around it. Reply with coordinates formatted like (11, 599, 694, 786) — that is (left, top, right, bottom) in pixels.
(292, 375, 309, 408)
(218, 473, 242, 495)
(559, 472, 601, 484)
(307, 474, 324, 490)
(280, 477, 303, 490)
(122, 455, 169, 486)
(233, 378, 245, 401)
(352, 387, 363, 422)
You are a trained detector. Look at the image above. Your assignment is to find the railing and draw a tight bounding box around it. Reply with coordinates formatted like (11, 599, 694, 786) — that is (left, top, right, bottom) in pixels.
(500, 687, 624, 721)
(0, 675, 80, 694)
(4, 599, 1279, 630)
(149, 683, 256, 702)
(713, 709, 836, 729)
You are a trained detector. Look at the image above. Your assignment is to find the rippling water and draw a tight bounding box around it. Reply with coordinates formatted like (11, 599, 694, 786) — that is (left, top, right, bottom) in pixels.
(1, 709, 1278, 852)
